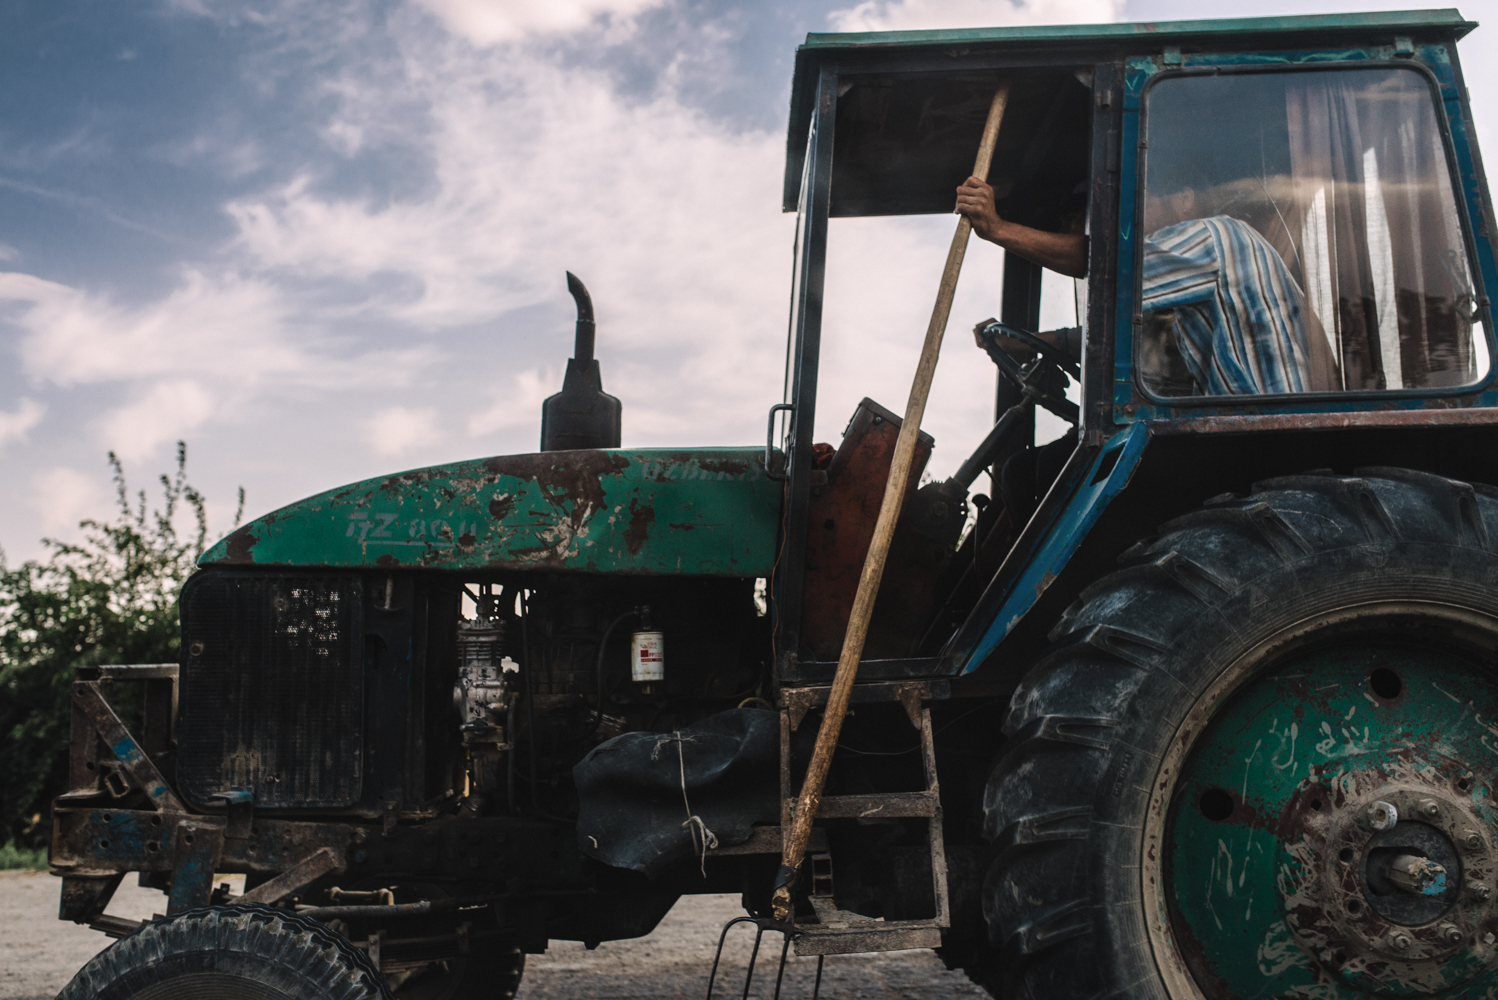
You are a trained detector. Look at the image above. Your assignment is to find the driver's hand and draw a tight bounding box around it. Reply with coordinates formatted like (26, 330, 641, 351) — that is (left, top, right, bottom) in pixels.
(956, 176, 1003, 242)
(973, 320, 1064, 357)
(972, 317, 998, 350)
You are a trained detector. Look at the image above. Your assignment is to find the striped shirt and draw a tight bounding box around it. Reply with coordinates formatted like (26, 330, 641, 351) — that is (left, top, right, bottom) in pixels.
(1142, 216, 1312, 395)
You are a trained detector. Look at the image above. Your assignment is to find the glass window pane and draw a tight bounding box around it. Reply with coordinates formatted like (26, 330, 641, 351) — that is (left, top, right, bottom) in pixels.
(1139, 68, 1487, 398)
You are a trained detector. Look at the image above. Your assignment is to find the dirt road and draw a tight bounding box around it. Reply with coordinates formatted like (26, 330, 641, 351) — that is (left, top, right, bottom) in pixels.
(1, 870, 987, 999)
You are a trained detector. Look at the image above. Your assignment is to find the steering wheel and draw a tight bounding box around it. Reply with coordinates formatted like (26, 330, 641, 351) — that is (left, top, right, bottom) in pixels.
(979, 322, 1081, 379)
(975, 322, 1080, 424)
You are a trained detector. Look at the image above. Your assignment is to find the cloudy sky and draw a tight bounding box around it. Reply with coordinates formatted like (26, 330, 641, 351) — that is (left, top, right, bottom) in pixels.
(1, 0, 1495, 562)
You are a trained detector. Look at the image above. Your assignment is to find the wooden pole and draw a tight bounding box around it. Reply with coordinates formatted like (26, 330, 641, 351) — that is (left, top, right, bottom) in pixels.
(772, 80, 1013, 922)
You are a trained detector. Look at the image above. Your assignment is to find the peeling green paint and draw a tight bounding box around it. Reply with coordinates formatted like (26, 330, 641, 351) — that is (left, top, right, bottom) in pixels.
(201, 448, 781, 577)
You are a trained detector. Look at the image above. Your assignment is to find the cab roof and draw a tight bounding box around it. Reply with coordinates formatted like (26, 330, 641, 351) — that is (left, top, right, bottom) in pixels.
(783, 8, 1477, 217)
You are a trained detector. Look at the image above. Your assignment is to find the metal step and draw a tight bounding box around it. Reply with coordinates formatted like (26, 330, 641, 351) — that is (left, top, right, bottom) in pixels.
(795, 898, 943, 955)
(790, 790, 938, 819)
(774, 687, 951, 956)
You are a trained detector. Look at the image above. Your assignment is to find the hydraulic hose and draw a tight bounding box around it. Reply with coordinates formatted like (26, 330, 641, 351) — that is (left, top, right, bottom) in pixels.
(591, 609, 638, 735)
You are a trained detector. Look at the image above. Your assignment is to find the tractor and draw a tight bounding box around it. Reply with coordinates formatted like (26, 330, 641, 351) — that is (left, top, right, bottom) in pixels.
(49, 9, 1498, 1000)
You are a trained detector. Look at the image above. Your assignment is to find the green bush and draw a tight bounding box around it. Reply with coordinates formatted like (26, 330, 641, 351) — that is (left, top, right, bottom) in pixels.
(0, 444, 240, 854)
(0, 840, 47, 870)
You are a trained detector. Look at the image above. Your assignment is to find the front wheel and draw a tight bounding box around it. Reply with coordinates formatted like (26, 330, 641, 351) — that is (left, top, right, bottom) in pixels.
(58, 903, 392, 1000)
(978, 469, 1498, 999)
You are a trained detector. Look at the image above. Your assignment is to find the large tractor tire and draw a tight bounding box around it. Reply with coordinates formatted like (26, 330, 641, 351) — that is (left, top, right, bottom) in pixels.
(57, 903, 392, 1000)
(978, 469, 1498, 999)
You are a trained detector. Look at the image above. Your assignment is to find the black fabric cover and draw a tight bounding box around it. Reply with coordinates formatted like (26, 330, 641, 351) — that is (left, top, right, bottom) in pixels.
(574, 709, 779, 877)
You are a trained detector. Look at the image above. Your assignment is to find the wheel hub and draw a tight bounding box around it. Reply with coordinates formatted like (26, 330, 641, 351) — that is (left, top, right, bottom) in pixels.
(1149, 630, 1498, 1000)
(1281, 776, 1498, 989)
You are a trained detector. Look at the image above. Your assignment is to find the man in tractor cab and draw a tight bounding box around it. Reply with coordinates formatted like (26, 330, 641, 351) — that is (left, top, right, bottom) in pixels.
(955, 171, 1337, 521)
(956, 173, 1333, 394)
(1139, 183, 1341, 395)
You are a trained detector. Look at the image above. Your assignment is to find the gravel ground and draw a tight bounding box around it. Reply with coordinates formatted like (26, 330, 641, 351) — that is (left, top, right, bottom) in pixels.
(0, 870, 989, 1000)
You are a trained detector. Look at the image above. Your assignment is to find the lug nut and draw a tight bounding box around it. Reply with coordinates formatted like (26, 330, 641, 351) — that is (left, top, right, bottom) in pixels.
(1464, 830, 1483, 851)
(1440, 924, 1465, 946)
(1420, 799, 1441, 820)
(1471, 882, 1492, 901)
(1363, 801, 1399, 832)
(1389, 932, 1413, 951)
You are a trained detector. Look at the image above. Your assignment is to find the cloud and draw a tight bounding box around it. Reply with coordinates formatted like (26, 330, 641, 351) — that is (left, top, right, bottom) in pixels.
(365, 405, 442, 457)
(103, 380, 218, 463)
(0, 398, 43, 449)
(31, 466, 104, 537)
(223, 16, 794, 446)
(468, 366, 558, 438)
(411, 0, 669, 45)
(0, 270, 305, 388)
(829, 0, 1122, 32)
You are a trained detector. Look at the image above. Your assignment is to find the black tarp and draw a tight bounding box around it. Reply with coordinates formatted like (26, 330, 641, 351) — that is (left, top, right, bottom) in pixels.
(573, 709, 780, 877)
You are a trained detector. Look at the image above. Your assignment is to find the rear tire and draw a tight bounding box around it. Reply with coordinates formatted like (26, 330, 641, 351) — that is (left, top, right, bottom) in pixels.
(58, 903, 392, 1000)
(971, 469, 1498, 999)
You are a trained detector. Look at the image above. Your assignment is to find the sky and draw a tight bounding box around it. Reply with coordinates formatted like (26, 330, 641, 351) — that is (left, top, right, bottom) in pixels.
(1, 0, 1495, 562)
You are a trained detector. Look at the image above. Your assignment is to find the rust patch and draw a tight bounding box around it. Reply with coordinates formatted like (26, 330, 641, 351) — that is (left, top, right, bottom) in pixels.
(1035, 570, 1058, 598)
(224, 527, 258, 564)
(376, 554, 400, 568)
(484, 451, 629, 534)
(624, 498, 656, 555)
(668, 522, 723, 531)
(697, 458, 750, 476)
(488, 494, 519, 521)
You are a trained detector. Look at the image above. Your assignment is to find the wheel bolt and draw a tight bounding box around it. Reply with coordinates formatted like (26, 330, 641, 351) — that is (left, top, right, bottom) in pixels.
(1420, 799, 1441, 819)
(1440, 924, 1465, 946)
(1471, 882, 1492, 901)
(1389, 932, 1412, 951)
(1464, 830, 1483, 851)
(1363, 801, 1399, 832)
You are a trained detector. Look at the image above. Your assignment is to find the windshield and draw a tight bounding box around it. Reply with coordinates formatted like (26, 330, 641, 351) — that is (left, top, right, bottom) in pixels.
(1138, 67, 1487, 398)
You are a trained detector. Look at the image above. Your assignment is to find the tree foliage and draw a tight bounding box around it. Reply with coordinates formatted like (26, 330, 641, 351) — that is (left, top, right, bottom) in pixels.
(0, 444, 240, 853)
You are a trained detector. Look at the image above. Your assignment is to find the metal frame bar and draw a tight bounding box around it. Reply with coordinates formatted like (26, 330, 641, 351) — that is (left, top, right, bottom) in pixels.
(72, 680, 186, 814)
(774, 61, 838, 671)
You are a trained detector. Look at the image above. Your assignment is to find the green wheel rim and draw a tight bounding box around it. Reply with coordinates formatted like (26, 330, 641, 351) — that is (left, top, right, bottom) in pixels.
(1150, 608, 1498, 998)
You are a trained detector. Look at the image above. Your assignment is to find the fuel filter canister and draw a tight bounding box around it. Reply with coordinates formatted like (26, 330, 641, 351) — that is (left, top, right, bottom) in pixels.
(630, 630, 665, 683)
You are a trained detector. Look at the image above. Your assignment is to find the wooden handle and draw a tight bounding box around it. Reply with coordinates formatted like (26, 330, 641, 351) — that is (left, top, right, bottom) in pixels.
(773, 80, 1012, 921)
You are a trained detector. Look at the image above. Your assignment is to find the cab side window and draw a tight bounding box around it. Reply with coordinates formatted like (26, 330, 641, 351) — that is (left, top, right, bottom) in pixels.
(1138, 67, 1487, 398)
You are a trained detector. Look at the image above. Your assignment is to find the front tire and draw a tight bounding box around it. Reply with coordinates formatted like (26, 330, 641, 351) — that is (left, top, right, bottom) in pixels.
(976, 469, 1498, 999)
(58, 903, 392, 1000)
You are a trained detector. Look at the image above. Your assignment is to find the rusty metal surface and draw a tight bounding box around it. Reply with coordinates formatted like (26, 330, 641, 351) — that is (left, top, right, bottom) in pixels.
(166, 820, 224, 914)
(50, 806, 592, 899)
(796, 792, 937, 820)
(1146, 406, 1498, 436)
(800, 399, 937, 660)
(200, 448, 780, 577)
(779, 680, 950, 733)
(50, 807, 353, 878)
(237, 846, 342, 905)
(72, 681, 185, 814)
(58, 874, 123, 924)
(792, 921, 943, 957)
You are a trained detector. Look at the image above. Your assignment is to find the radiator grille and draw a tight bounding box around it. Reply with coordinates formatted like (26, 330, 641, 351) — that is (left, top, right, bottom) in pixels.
(178, 573, 364, 808)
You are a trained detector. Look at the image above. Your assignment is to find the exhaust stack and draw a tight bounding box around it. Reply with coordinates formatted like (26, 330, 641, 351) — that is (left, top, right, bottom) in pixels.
(540, 272, 622, 451)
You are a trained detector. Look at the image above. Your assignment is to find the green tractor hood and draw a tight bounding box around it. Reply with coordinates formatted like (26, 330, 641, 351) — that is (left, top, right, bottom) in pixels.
(201, 448, 781, 577)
